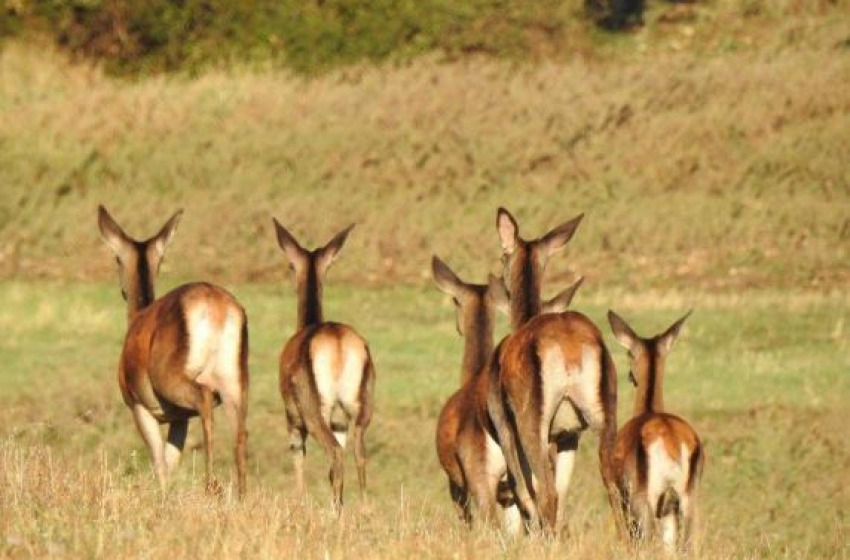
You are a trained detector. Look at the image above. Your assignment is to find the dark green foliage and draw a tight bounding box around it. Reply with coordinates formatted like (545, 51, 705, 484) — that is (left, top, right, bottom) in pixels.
(1, 0, 581, 75)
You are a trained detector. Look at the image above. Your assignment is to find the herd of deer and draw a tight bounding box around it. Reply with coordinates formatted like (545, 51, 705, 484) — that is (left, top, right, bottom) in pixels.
(97, 204, 704, 554)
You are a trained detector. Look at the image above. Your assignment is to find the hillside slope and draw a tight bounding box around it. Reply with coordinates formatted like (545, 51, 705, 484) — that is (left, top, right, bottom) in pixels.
(1, 15, 848, 291)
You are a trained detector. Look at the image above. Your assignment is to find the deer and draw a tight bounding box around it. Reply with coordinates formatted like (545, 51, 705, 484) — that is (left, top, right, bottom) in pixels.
(432, 256, 583, 532)
(607, 310, 705, 554)
(486, 207, 621, 534)
(273, 218, 376, 512)
(97, 205, 249, 499)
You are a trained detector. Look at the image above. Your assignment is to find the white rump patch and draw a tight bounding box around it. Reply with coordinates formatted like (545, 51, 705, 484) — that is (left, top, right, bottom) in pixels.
(190, 305, 244, 404)
(540, 344, 604, 435)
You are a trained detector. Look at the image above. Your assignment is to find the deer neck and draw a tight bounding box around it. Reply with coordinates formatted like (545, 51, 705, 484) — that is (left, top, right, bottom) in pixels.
(296, 264, 324, 329)
(125, 248, 156, 322)
(508, 255, 542, 329)
(634, 353, 665, 416)
(459, 307, 494, 386)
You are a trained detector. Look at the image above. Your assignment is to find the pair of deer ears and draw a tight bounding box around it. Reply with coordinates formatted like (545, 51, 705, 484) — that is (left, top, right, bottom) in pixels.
(431, 255, 508, 306)
(608, 310, 692, 357)
(273, 218, 354, 273)
(432, 255, 584, 314)
(497, 207, 584, 257)
(97, 205, 182, 262)
(98, 206, 353, 273)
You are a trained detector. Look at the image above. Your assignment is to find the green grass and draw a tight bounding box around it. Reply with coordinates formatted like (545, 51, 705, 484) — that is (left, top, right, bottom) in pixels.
(3, 0, 846, 76)
(0, 281, 847, 558)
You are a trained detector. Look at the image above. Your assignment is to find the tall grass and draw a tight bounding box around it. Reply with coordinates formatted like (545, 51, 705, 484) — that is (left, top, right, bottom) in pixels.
(1, 17, 849, 290)
(0, 282, 847, 558)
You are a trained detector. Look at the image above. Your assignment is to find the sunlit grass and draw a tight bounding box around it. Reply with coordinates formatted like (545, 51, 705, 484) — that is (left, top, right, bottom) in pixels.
(1, 31, 848, 290)
(0, 282, 847, 558)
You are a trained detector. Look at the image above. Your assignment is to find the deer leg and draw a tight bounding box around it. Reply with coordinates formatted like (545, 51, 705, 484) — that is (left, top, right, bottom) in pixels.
(629, 492, 652, 543)
(449, 479, 472, 525)
(220, 385, 249, 500)
(297, 383, 345, 512)
(486, 385, 540, 529)
(351, 359, 374, 500)
(198, 386, 220, 496)
(552, 431, 580, 535)
(496, 478, 523, 536)
(223, 323, 250, 500)
(460, 448, 498, 528)
(288, 422, 308, 499)
(131, 404, 167, 490)
(163, 419, 188, 477)
(513, 401, 557, 533)
(317, 427, 345, 514)
(352, 423, 368, 499)
(679, 492, 697, 553)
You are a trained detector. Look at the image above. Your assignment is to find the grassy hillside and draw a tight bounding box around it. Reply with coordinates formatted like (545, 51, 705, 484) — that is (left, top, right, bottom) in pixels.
(2, 11, 849, 291)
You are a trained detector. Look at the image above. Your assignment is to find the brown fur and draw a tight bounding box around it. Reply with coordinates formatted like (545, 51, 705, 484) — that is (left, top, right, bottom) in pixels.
(486, 208, 619, 533)
(98, 205, 249, 499)
(274, 219, 375, 512)
(488, 312, 620, 532)
(433, 247, 585, 531)
(608, 310, 705, 552)
(431, 257, 506, 526)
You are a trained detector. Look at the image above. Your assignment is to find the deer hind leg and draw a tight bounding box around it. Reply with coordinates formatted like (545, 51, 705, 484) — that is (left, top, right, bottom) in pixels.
(209, 315, 250, 499)
(486, 382, 540, 530)
(163, 419, 188, 477)
(287, 419, 308, 500)
(131, 404, 167, 490)
(198, 386, 222, 496)
(468, 472, 499, 528)
(219, 386, 248, 500)
(351, 422, 368, 499)
(496, 479, 523, 536)
(678, 491, 697, 553)
(628, 492, 653, 543)
(350, 357, 374, 499)
(552, 431, 580, 535)
(317, 423, 345, 513)
(449, 479, 472, 525)
(459, 442, 498, 528)
(513, 400, 557, 533)
(655, 487, 680, 555)
(296, 382, 345, 512)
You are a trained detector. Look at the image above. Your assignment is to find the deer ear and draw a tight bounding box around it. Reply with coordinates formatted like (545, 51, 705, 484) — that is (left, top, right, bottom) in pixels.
(150, 209, 183, 259)
(273, 217, 307, 266)
(432, 256, 467, 298)
(658, 310, 692, 355)
(487, 274, 510, 316)
(542, 276, 584, 314)
(497, 207, 519, 255)
(540, 213, 583, 257)
(608, 310, 641, 353)
(97, 205, 132, 258)
(317, 223, 355, 274)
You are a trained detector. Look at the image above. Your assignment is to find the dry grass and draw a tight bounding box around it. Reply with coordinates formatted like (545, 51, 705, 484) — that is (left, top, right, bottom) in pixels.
(1, 9, 849, 290)
(0, 282, 847, 559)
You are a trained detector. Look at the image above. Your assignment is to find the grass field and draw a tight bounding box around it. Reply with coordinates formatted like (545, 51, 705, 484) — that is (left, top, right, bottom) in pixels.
(0, 280, 847, 558)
